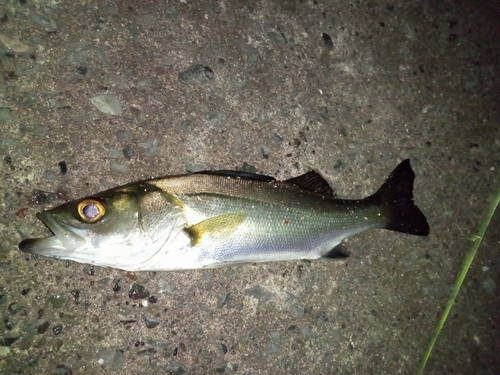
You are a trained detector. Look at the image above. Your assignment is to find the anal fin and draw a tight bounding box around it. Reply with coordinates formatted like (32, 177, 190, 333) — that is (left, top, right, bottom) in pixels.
(320, 244, 349, 260)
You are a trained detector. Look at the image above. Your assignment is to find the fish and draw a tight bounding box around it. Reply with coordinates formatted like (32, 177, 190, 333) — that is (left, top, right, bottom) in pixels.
(19, 159, 429, 271)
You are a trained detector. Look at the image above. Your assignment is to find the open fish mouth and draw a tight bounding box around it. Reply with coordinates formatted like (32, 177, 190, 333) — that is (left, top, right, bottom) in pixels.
(19, 211, 87, 257)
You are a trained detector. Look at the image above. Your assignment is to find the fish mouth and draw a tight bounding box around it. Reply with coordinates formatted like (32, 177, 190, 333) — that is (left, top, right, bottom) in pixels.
(19, 211, 87, 257)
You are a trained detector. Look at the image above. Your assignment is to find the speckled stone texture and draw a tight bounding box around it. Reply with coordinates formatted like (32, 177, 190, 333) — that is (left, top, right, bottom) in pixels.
(1, 0, 499, 374)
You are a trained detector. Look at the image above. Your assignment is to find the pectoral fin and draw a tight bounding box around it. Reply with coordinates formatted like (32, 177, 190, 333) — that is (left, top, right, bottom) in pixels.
(184, 212, 247, 246)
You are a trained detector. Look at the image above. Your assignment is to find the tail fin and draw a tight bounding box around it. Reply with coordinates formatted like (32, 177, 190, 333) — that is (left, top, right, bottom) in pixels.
(371, 159, 430, 236)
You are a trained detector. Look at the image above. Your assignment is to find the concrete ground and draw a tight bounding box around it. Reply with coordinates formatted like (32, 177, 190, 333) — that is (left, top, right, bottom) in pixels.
(1, 0, 499, 374)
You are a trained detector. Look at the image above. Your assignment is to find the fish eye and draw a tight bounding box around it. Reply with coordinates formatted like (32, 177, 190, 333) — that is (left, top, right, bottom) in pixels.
(77, 199, 106, 223)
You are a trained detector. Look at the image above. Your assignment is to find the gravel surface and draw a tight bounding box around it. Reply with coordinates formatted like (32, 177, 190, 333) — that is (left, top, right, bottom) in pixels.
(1, 1, 499, 374)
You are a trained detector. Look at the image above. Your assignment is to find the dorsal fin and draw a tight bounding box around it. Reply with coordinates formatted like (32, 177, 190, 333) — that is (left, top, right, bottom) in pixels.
(194, 170, 276, 182)
(285, 171, 335, 196)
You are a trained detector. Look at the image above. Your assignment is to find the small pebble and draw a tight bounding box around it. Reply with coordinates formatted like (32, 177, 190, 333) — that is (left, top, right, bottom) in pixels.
(157, 278, 174, 294)
(148, 296, 157, 303)
(15, 208, 28, 218)
(301, 326, 310, 340)
(47, 294, 66, 308)
(0, 32, 29, 52)
(270, 331, 281, 343)
(105, 73, 129, 89)
(97, 348, 126, 371)
(131, 107, 146, 124)
(185, 163, 204, 173)
(258, 144, 270, 159)
(230, 76, 245, 90)
(179, 120, 191, 130)
(55, 364, 72, 375)
(240, 162, 258, 173)
(138, 137, 158, 156)
(178, 64, 215, 84)
(116, 130, 133, 141)
(219, 342, 228, 355)
(289, 302, 305, 318)
(90, 94, 123, 116)
(163, 361, 184, 375)
(76, 65, 88, 77)
(126, 271, 138, 280)
(70, 290, 80, 304)
(43, 169, 59, 181)
(54, 142, 68, 152)
(217, 292, 231, 308)
(108, 148, 122, 159)
(2, 337, 19, 347)
(142, 315, 159, 329)
(148, 93, 163, 106)
(110, 161, 129, 174)
(272, 133, 284, 142)
(243, 285, 274, 307)
(14, 62, 41, 77)
(37, 321, 50, 334)
(252, 116, 270, 125)
(52, 324, 62, 335)
(322, 32, 334, 50)
(482, 277, 496, 294)
(58, 161, 67, 175)
(239, 40, 260, 65)
(31, 14, 57, 32)
(206, 112, 226, 129)
(128, 283, 150, 299)
(215, 361, 229, 373)
(123, 145, 134, 160)
(137, 77, 159, 88)
(0, 108, 14, 122)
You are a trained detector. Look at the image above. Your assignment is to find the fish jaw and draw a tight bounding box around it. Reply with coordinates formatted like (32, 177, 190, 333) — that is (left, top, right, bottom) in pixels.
(19, 236, 67, 257)
(19, 211, 88, 259)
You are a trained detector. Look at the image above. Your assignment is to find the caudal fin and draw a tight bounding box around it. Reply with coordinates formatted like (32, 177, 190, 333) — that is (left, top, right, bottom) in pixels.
(371, 159, 430, 236)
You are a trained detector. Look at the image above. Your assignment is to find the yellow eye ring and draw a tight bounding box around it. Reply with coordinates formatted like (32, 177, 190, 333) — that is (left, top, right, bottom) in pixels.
(77, 199, 106, 223)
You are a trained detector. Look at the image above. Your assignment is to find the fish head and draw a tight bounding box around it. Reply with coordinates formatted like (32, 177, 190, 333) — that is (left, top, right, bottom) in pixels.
(19, 184, 175, 269)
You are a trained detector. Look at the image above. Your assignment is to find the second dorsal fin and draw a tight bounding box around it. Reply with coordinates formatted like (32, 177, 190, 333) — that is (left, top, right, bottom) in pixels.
(285, 171, 336, 196)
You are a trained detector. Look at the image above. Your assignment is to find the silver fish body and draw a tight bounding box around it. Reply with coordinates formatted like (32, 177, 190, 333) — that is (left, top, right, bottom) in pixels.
(19, 159, 429, 271)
